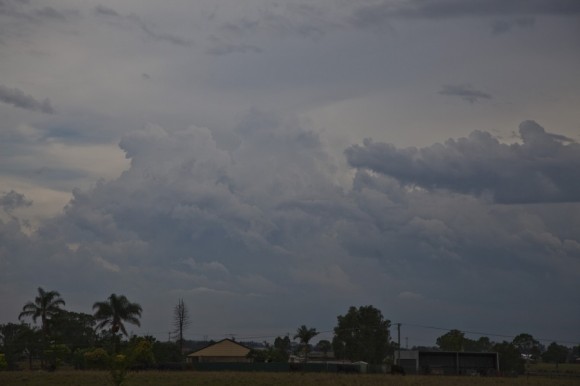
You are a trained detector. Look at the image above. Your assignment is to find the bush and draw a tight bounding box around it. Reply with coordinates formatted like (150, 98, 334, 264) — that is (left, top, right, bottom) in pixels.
(130, 339, 155, 369)
(0, 353, 8, 371)
(110, 354, 129, 386)
(84, 348, 110, 370)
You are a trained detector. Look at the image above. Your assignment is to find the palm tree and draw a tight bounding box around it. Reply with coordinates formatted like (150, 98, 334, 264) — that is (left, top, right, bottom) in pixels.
(294, 325, 318, 365)
(18, 287, 66, 368)
(18, 287, 66, 337)
(93, 294, 142, 354)
(93, 294, 142, 337)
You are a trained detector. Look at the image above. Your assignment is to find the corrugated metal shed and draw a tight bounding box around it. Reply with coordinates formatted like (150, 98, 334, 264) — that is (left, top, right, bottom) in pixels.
(397, 350, 499, 375)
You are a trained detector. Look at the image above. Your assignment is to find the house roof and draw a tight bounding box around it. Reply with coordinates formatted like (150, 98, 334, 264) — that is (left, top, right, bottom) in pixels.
(187, 339, 251, 357)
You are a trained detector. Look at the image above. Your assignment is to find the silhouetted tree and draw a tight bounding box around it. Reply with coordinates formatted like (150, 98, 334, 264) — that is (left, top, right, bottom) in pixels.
(18, 287, 66, 338)
(494, 341, 525, 374)
(173, 299, 190, 358)
(294, 325, 318, 364)
(436, 329, 466, 351)
(542, 342, 569, 364)
(512, 333, 541, 360)
(274, 335, 291, 353)
(332, 305, 391, 364)
(18, 287, 66, 367)
(315, 339, 332, 358)
(0, 323, 40, 370)
(51, 311, 97, 352)
(273, 335, 291, 361)
(93, 294, 142, 353)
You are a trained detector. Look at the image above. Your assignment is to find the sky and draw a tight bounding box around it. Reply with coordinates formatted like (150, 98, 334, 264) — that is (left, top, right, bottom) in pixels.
(1, 0, 579, 348)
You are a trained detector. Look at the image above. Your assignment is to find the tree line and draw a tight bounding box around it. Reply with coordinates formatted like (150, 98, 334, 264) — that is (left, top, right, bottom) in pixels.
(0, 288, 148, 371)
(1, 288, 578, 374)
(432, 329, 576, 373)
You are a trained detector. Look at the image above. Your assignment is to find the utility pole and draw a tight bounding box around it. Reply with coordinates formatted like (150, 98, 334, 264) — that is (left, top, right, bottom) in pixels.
(397, 323, 401, 365)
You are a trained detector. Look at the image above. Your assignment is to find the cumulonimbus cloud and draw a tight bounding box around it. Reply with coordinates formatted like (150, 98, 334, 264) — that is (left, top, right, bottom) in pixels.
(2, 117, 579, 343)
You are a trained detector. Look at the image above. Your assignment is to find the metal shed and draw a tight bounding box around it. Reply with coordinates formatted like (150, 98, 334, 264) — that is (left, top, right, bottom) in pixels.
(397, 350, 499, 375)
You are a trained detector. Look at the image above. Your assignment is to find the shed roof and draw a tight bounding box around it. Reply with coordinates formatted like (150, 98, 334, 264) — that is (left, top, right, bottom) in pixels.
(187, 339, 251, 357)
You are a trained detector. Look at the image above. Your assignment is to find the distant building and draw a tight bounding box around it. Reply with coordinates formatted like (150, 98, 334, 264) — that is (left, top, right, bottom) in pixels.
(289, 351, 336, 363)
(396, 350, 499, 375)
(186, 339, 252, 363)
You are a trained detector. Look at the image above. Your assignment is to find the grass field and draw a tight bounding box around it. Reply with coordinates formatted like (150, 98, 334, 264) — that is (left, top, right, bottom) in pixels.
(1, 371, 579, 386)
(528, 363, 580, 375)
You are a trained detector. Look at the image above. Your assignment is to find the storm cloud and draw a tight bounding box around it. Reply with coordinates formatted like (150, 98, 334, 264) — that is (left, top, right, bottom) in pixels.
(1, 118, 576, 341)
(1, 1, 579, 346)
(346, 121, 580, 204)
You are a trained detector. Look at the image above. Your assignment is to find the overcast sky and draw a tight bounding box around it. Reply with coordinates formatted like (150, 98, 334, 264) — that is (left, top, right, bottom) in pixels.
(1, 0, 579, 348)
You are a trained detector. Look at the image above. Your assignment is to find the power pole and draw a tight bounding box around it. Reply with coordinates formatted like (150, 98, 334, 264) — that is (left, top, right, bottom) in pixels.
(397, 323, 401, 365)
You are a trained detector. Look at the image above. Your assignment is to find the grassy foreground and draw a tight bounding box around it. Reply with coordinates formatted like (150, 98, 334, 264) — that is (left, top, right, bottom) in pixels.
(528, 363, 580, 375)
(1, 371, 579, 386)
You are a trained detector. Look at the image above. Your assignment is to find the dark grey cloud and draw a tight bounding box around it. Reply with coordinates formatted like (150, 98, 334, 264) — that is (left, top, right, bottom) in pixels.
(209, 3, 338, 55)
(205, 36, 262, 56)
(0, 190, 32, 213)
(350, 0, 580, 28)
(94, 4, 120, 17)
(345, 121, 580, 204)
(376, 0, 580, 18)
(138, 22, 193, 47)
(0, 0, 80, 44)
(491, 17, 535, 34)
(0, 84, 55, 114)
(219, 4, 330, 40)
(33, 6, 78, 21)
(438, 84, 492, 103)
(0, 0, 78, 23)
(1, 117, 579, 343)
(94, 5, 193, 47)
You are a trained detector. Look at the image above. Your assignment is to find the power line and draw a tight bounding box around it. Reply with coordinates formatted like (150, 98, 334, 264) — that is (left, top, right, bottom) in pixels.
(117, 322, 580, 347)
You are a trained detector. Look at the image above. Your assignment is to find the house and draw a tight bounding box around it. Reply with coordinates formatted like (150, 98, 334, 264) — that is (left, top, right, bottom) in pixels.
(186, 339, 252, 363)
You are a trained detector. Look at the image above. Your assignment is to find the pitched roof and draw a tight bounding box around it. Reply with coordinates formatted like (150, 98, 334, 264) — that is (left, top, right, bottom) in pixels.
(187, 339, 251, 357)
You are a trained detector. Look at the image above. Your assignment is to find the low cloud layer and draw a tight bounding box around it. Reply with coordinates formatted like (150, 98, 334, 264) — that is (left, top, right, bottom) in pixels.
(346, 121, 580, 204)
